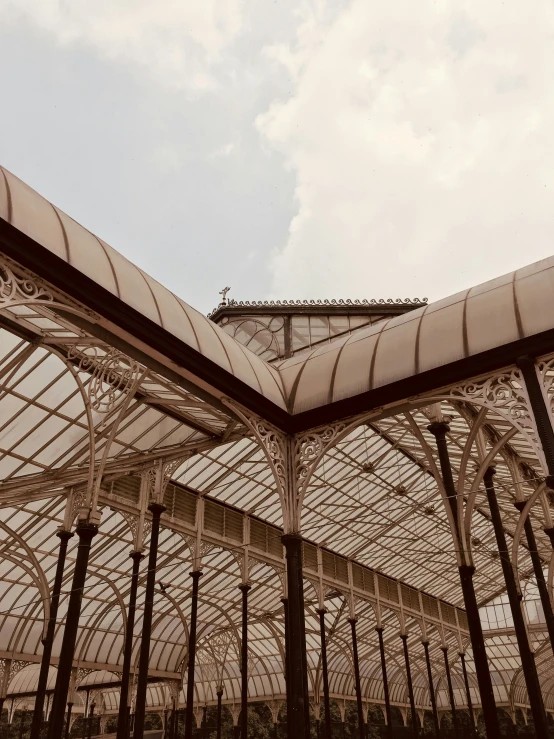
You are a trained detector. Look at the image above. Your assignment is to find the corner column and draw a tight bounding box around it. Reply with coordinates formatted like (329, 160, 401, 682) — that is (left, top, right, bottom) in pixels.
(423, 642, 440, 738)
(133, 501, 166, 739)
(485, 467, 549, 736)
(47, 521, 98, 739)
(117, 551, 144, 739)
(216, 688, 223, 739)
(184, 570, 202, 739)
(376, 627, 392, 739)
(427, 421, 500, 738)
(400, 634, 418, 738)
(282, 534, 309, 739)
(30, 529, 74, 739)
(239, 583, 251, 739)
(349, 618, 365, 739)
(441, 648, 458, 739)
(316, 609, 332, 739)
(459, 653, 476, 738)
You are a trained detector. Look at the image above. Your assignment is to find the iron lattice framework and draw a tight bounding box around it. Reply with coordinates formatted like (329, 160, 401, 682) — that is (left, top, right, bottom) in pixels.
(1, 166, 554, 736)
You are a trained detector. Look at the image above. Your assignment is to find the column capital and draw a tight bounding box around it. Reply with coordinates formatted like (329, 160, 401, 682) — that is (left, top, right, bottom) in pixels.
(399, 633, 408, 642)
(74, 521, 98, 542)
(56, 529, 74, 543)
(427, 421, 450, 437)
(189, 570, 203, 580)
(513, 499, 527, 512)
(129, 550, 145, 561)
(238, 583, 251, 593)
(483, 466, 496, 482)
(147, 501, 167, 516)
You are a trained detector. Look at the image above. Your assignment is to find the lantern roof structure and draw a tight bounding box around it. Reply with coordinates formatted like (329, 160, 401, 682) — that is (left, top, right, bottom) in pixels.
(1, 164, 554, 734)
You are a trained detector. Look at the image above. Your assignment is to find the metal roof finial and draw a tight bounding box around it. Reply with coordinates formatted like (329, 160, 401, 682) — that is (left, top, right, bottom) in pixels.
(219, 286, 231, 306)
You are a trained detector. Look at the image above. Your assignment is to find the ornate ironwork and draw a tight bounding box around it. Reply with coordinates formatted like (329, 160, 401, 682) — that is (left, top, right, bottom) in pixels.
(0, 262, 54, 307)
(208, 296, 428, 317)
(68, 347, 142, 413)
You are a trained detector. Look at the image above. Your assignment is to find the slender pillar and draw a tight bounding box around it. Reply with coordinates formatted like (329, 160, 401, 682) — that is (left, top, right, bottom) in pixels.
(400, 635, 418, 739)
(316, 609, 332, 739)
(184, 570, 202, 739)
(18, 711, 26, 739)
(459, 653, 476, 738)
(485, 468, 549, 736)
(281, 534, 309, 739)
(30, 530, 73, 739)
(64, 703, 73, 739)
(216, 689, 223, 739)
(87, 702, 96, 739)
(117, 551, 144, 739)
(281, 597, 290, 690)
(349, 619, 365, 739)
(133, 502, 165, 739)
(427, 422, 500, 738)
(517, 356, 554, 472)
(441, 649, 458, 739)
(514, 501, 554, 653)
(273, 722, 278, 739)
(376, 627, 392, 739)
(423, 642, 440, 738)
(47, 521, 98, 739)
(239, 583, 250, 739)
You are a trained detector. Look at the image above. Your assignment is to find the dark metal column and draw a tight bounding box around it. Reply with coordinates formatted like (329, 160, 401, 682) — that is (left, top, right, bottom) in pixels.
(427, 421, 500, 738)
(239, 583, 250, 739)
(316, 609, 332, 739)
(376, 627, 392, 739)
(423, 642, 440, 738)
(514, 500, 554, 654)
(349, 619, 365, 739)
(117, 551, 144, 739)
(281, 597, 290, 691)
(441, 648, 458, 739)
(459, 652, 476, 738)
(133, 501, 166, 739)
(31, 530, 73, 739)
(517, 356, 554, 472)
(47, 521, 98, 739)
(184, 570, 202, 739)
(485, 467, 549, 736)
(216, 689, 223, 739)
(400, 634, 418, 738)
(281, 534, 309, 739)
(87, 702, 96, 739)
(64, 703, 73, 739)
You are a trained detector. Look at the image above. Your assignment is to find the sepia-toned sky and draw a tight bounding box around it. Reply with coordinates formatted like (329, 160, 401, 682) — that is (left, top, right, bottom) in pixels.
(1, 0, 553, 313)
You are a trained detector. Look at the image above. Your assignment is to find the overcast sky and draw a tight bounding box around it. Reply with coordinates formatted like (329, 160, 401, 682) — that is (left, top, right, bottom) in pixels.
(1, 1, 553, 314)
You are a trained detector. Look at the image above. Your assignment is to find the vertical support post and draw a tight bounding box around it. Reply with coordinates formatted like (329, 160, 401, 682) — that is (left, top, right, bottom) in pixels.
(184, 570, 202, 739)
(117, 551, 144, 739)
(133, 501, 166, 739)
(376, 627, 392, 739)
(459, 653, 476, 738)
(427, 422, 501, 738)
(485, 467, 549, 736)
(216, 689, 223, 739)
(282, 534, 309, 739)
(30, 530, 73, 739)
(423, 642, 440, 739)
(349, 619, 365, 739)
(441, 649, 458, 739)
(514, 501, 554, 655)
(47, 521, 98, 739)
(64, 703, 73, 739)
(281, 597, 290, 692)
(87, 702, 95, 739)
(239, 583, 250, 739)
(400, 635, 418, 739)
(316, 609, 332, 739)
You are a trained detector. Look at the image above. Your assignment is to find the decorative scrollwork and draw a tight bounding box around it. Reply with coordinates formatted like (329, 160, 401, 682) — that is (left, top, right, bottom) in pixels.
(295, 424, 346, 488)
(253, 420, 288, 497)
(0, 262, 54, 307)
(536, 354, 554, 420)
(68, 347, 141, 413)
(207, 297, 428, 317)
(448, 370, 544, 463)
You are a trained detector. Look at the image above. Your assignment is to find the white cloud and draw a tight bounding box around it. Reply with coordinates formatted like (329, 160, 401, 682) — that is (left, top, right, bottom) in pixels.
(0, 0, 244, 90)
(257, 0, 554, 302)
